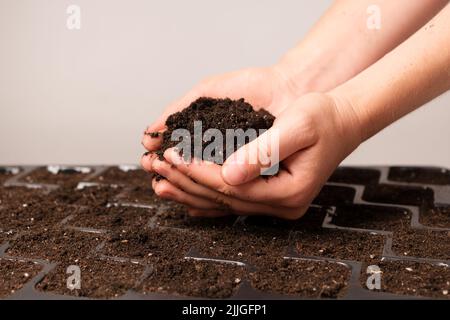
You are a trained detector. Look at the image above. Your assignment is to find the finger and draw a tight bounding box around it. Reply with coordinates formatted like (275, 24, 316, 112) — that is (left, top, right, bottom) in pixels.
(153, 157, 302, 217)
(187, 208, 231, 218)
(142, 129, 164, 152)
(221, 107, 318, 186)
(140, 152, 158, 173)
(152, 178, 222, 210)
(152, 158, 226, 201)
(163, 148, 298, 204)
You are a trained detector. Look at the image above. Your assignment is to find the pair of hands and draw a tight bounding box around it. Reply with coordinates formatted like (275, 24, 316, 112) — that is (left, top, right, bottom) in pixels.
(141, 67, 362, 219)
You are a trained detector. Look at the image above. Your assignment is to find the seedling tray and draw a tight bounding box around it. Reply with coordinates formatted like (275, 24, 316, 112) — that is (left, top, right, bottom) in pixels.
(0, 165, 449, 300)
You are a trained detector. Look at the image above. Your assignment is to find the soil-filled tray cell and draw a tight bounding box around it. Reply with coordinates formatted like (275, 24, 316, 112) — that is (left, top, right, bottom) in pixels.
(154, 202, 237, 230)
(241, 207, 329, 233)
(0, 231, 14, 245)
(0, 201, 79, 234)
(7, 228, 104, 262)
(93, 167, 151, 187)
(19, 167, 91, 186)
(419, 205, 450, 229)
(361, 260, 450, 299)
(139, 258, 245, 299)
(103, 228, 199, 260)
(48, 185, 123, 206)
(119, 185, 157, 205)
(292, 229, 384, 262)
(0, 168, 20, 184)
(388, 167, 450, 185)
(36, 258, 145, 299)
(250, 257, 350, 298)
(312, 185, 356, 206)
(241, 215, 296, 231)
(362, 184, 434, 207)
(391, 230, 450, 260)
(70, 205, 156, 230)
(195, 227, 289, 265)
(331, 204, 411, 231)
(290, 206, 329, 231)
(0, 258, 42, 298)
(0, 187, 47, 206)
(328, 167, 380, 185)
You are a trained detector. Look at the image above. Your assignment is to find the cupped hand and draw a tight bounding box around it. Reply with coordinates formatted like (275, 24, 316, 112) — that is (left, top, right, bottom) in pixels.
(145, 92, 362, 219)
(141, 66, 302, 164)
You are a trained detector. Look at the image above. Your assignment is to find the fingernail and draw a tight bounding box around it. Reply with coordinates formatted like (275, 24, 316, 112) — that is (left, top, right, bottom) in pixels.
(145, 131, 161, 138)
(222, 163, 248, 185)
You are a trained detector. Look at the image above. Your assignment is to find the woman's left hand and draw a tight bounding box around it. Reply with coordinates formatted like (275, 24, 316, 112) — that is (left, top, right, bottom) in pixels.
(147, 92, 362, 219)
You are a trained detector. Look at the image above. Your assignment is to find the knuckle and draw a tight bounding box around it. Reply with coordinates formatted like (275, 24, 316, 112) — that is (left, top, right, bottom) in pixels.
(285, 193, 306, 208)
(285, 207, 307, 220)
(218, 185, 235, 197)
(213, 193, 225, 205)
(155, 181, 171, 196)
(187, 209, 201, 217)
(183, 168, 196, 179)
(297, 114, 318, 142)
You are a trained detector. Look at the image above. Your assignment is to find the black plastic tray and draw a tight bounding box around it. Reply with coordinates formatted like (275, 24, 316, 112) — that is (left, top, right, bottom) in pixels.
(0, 165, 449, 300)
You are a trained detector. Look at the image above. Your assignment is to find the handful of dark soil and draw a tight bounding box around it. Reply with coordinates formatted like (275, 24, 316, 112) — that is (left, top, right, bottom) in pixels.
(153, 97, 275, 164)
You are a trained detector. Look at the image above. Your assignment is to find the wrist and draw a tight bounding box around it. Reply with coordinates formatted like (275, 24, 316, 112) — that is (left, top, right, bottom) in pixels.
(326, 90, 364, 153)
(273, 50, 326, 96)
(274, 45, 358, 97)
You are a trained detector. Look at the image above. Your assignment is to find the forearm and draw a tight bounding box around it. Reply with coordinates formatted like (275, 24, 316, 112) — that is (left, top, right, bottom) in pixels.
(275, 0, 448, 94)
(332, 4, 450, 142)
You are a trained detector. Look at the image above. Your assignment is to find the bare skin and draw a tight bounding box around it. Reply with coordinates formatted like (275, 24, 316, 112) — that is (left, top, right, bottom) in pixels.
(142, 1, 450, 219)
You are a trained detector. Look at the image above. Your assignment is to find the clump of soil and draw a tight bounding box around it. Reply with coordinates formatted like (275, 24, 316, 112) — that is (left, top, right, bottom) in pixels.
(20, 167, 90, 186)
(155, 97, 275, 163)
(361, 260, 450, 299)
(392, 229, 450, 260)
(293, 229, 385, 262)
(249, 257, 350, 298)
(70, 204, 156, 230)
(0, 258, 42, 298)
(7, 228, 103, 261)
(36, 258, 145, 298)
(139, 258, 245, 299)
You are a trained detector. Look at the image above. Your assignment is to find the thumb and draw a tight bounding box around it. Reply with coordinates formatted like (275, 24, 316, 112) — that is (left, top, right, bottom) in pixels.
(221, 108, 317, 185)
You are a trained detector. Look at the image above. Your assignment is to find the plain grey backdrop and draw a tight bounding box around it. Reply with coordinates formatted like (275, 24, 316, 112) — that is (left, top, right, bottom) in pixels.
(0, 0, 449, 167)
